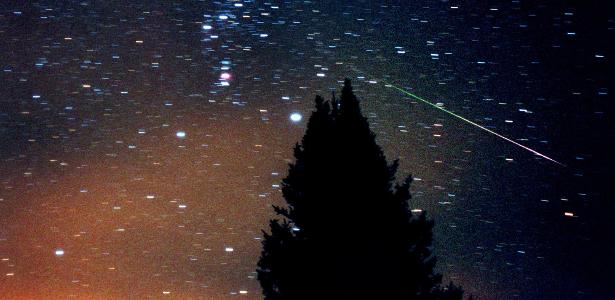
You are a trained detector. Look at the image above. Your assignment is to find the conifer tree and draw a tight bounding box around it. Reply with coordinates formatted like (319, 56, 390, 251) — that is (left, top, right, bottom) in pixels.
(257, 79, 464, 299)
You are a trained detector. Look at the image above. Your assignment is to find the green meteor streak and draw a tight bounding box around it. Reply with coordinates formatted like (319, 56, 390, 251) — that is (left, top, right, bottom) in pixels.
(380, 79, 566, 167)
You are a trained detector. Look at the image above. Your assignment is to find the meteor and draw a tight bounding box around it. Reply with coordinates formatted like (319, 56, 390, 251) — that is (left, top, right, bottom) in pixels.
(350, 67, 566, 167)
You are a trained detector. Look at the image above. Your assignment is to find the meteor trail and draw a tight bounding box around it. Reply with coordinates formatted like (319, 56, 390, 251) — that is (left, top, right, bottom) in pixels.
(349, 67, 566, 167)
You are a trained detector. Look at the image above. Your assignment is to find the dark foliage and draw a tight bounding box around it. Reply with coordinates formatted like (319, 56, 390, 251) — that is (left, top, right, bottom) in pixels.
(257, 79, 464, 299)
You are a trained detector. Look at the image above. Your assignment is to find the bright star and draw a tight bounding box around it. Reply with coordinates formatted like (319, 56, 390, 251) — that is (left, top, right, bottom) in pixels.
(220, 73, 231, 80)
(290, 113, 302, 122)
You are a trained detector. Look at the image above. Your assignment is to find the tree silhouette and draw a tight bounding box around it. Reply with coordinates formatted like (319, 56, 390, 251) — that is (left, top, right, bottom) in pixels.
(257, 79, 464, 299)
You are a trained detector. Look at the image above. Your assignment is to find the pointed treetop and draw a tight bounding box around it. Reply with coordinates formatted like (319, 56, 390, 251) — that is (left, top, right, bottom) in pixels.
(341, 78, 353, 98)
(340, 78, 360, 116)
(343, 78, 352, 89)
(314, 95, 324, 107)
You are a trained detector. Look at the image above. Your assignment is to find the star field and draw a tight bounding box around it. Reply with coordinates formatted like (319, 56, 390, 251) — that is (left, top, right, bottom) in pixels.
(1, 1, 613, 299)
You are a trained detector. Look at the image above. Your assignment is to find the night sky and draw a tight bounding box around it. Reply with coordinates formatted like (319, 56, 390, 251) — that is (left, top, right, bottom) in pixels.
(1, 1, 613, 299)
